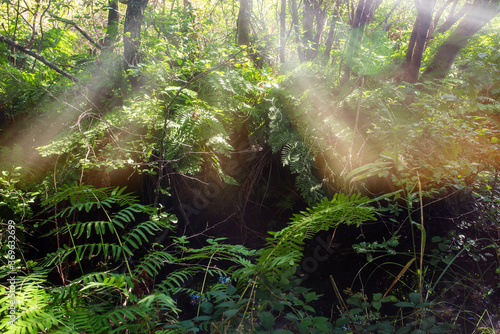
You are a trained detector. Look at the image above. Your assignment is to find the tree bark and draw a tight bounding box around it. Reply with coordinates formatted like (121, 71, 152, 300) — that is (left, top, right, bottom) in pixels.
(237, 0, 252, 46)
(423, 0, 500, 79)
(435, 0, 470, 33)
(0, 34, 78, 83)
(123, 0, 149, 86)
(403, 0, 435, 83)
(323, 0, 342, 62)
(303, 0, 315, 49)
(302, 0, 327, 60)
(423, 0, 453, 50)
(280, 0, 286, 63)
(312, 1, 327, 60)
(290, 0, 305, 61)
(103, 0, 120, 48)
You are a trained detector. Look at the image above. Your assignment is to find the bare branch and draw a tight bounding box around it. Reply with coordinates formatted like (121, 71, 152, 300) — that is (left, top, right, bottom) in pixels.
(48, 12, 102, 50)
(0, 33, 79, 83)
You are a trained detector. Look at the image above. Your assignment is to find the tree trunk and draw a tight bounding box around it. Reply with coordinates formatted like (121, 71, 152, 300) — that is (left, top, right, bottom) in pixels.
(302, 0, 326, 60)
(323, 0, 342, 62)
(237, 0, 251, 46)
(312, 1, 327, 60)
(423, 0, 500, 79)
(403, 0, 435, 83)
(340, 0, 381, 84)
(123, 0, 148, 86)
(290, 0, 305, 61)
(103, 0, 120, 48)
(303, 0, 315, 50)
(280, 0, 286, 63)
(435, 0, 470, 33)
(423, 0, 453, 51)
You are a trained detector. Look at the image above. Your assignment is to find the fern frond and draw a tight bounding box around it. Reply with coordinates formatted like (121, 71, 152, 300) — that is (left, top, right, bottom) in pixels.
(133, 251, 178, 277)
(90, 305, 149, 334)
(159, 269, 194, 292)
(256, 194, 376, 282)
(138, 293, 179, 315)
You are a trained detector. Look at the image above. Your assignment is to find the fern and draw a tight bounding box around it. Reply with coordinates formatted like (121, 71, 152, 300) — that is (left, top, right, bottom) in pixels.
(40, 184, 174, 274)
(268, 104, 324, 204)
(0, 273, 62, 334)
(31, 183, 259, 333)
(256, 194, 376, 282)
(133, 250, 178, 277)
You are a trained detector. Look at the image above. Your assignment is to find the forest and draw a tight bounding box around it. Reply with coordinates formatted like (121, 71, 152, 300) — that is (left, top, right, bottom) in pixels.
(0, 0, 499, 332)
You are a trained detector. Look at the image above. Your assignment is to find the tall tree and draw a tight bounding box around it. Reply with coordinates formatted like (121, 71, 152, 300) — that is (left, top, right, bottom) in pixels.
(302, 0, 327, 60)
(340, 0, 382, 84)
(103, 0, 120, 49)
(403, 0, 436, 83)
(290, 0, 305, 61)
(123, 0, 149, 87)
(323, 0, 343, 62)
(280, 0, 286, 63)
(237, 0, 252, 46)
(423, 0, 500, 79)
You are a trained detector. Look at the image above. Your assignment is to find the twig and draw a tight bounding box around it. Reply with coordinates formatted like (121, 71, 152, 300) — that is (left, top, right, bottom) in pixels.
(48, 12, 102, 50)
(0, 33, 79, 83)
(330, 275, 359, 334)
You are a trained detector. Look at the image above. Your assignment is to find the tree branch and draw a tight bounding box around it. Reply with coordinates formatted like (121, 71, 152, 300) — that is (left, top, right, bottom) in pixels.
(0, 33, 79, 83)
(48, 12, 102, 50)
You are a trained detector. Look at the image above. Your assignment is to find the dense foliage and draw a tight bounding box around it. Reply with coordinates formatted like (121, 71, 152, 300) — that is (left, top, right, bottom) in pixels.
(1, 0, 499, 333)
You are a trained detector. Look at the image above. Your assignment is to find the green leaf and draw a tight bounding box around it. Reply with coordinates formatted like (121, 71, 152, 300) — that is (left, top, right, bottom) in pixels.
(349, 307, 363, 314)
(335, 317, 351, 327)
(223, 309, 239, 318)
(200, 302, 213, 314)
(304, 292, 317, 303)
(409, 292, 421, 304)
(270, 300, 284, 311)
(396, 326, 412, 334)
(259, 312, 274, 330)
(381, 295, 398, 302)
(226, 285, 237, 296)
(304, 305, 315, 312)
(313, 317, 331, 332)
(217, 300, 236, 309)
(180, 320, 195, 328)
(421, 317, 436, 330)
(346, 295, 362, 307)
